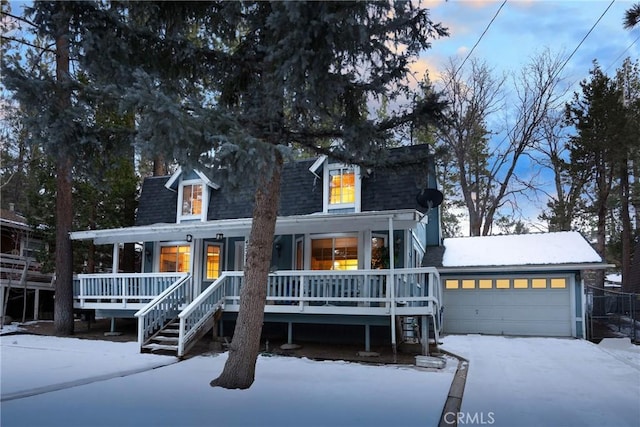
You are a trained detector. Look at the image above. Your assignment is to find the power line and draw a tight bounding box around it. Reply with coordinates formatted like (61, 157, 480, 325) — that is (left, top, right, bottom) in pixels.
(557, 0, 616, 78)
(456, 0, 508, 74)
(605, 33, 640, 73)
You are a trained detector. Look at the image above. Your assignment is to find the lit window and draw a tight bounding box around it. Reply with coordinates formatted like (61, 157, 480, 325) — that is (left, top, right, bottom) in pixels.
(478, 279, 492, 289)
(514, 279, 528, 289)
(159, 245, 191, 273)
(311, 237, 358, 270)
(462, 279, 475, 289)
(206, 245, 221, 280)
(551, 278, 567, 288)
(182, 184, 203, 216)
(329, 167, 356, 205)
(496, 279, 510, 289)
(445, 280, 459, 289)
(532, 279, 547, 289)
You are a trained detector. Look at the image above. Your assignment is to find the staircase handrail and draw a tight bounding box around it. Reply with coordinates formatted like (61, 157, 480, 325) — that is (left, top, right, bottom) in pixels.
(135, 273, 190, 349)
(177, 274, 228, 356)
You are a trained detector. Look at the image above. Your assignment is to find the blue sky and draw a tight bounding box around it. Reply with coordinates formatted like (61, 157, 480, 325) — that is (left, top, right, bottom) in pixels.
(407, 0, 639, 232)
(415, 0, 638, 88)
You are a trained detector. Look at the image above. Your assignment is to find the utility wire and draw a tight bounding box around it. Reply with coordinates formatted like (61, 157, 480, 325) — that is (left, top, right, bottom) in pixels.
(456, 0, 508, 75)
(605, 33, 640, 73)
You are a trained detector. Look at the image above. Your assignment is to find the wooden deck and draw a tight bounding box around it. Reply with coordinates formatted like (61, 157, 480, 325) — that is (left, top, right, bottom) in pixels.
(72, 268, 443, 356)
(0, 254, 54, 323)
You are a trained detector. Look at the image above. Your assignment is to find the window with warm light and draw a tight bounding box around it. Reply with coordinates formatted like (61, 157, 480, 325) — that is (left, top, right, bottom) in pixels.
(206, 245, 221, 280)
(181, 183, 203, 216)
(551, 278, 567, 288)
(329, 167, 355, 205)
(159, 245, 191, 273)
(445, 280, 459, 289)
(311, 236, 358, 270)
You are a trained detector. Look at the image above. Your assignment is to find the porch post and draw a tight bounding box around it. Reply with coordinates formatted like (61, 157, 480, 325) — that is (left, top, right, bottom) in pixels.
(287, 322, 293, 345)
(388, 217, 396, 357)
(33, 289, 40, 320)
(112, 244, 119, 273)
(365, 323, 371, 352)
(421, 315, 429, 356)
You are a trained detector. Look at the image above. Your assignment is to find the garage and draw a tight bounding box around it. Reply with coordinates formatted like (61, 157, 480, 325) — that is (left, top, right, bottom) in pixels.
(442, 275, 573, 337)
(431, 231, 609, 339)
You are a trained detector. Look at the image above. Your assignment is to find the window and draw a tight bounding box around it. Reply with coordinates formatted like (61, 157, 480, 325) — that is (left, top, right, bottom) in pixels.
(496, 279, 510, 289)
(329, 167, 355, 205)
(159, 245, 191, 273)
(324, 164, 360, 213)
(181, 183, 203, 216)
(462, 279, 475, 289)
(478, 279, 492, 289)
(371, 236, 388, 269)
(206, 244, 221, 280)
(551, 278, 567, 288)
(532, 279, 547, 289)
(445, 280, 459, 289)
(514, 279, 528, 289)
(311, 236, 358, 270)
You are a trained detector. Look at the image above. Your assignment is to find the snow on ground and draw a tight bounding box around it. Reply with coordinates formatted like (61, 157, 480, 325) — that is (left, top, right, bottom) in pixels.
(441, 335, 640, 427)
(2, 334, 639, 427)
(1, 335, 454, 427)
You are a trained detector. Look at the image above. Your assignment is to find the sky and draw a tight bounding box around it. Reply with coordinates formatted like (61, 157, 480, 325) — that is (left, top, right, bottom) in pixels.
(405, 1, 640, 232)
(415, 0, 638, 90)
(1, 332, 639, 426)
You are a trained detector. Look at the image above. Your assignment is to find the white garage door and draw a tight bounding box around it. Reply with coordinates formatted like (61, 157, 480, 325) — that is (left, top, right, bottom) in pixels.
(443, 276, 573, 337)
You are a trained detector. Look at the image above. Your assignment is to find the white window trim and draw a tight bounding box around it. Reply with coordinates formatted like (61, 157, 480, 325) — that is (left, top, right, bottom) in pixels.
(322, 163, 361, 214)
(177, 178, 209, 223)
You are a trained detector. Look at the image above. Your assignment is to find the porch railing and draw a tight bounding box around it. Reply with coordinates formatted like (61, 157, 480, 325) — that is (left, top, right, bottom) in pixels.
(134, 274, 191, 349)
(74, 272, 188, 309)
(221, 268, 441, 315)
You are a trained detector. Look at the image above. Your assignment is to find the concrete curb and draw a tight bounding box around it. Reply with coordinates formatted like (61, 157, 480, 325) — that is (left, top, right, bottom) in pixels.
(1, 359, 180, 402)
(438, 349, 469, 427)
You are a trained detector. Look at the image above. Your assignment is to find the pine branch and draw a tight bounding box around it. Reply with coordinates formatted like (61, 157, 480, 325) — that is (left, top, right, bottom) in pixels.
(1, 35, 56, 53)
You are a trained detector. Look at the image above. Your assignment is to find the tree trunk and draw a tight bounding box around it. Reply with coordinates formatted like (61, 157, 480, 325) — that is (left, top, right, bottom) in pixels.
(54, 155, 74, 335)
(620, 159, 631, 291)
(53, 7, 74, 336)
(211, 153, 283, 389)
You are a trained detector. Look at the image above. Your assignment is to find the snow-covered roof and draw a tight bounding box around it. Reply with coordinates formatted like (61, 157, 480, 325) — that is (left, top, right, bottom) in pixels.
(442, 231, 603, 268)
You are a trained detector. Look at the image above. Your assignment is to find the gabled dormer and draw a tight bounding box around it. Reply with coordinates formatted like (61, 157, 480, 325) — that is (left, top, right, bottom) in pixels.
(309, 156, 361, 214)
(165, 168, 219, 223)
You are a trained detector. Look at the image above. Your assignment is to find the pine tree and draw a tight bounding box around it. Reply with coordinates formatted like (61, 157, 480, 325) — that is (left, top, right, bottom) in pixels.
(78, 1, 447, 389)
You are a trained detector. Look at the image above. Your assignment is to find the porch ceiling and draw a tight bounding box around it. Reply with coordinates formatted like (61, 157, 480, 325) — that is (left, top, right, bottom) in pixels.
(69, 209, 426, 244)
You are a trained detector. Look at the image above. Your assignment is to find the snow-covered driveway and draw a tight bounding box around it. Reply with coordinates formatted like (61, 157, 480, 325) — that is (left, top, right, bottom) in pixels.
(441, 335, 640, 427)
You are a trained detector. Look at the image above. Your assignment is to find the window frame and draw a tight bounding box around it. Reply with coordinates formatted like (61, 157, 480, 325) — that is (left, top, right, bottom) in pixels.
(157, 242, 192, 273)
(323, 163, 361, 213)
(177, 178, 208, 223)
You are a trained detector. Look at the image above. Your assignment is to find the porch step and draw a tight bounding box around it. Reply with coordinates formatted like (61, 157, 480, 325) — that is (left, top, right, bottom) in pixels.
(152, 335, 179, 344)
(142, 343, 178, 352)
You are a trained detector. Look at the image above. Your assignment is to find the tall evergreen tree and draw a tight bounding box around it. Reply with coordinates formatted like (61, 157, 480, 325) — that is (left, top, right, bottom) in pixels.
(79, 1, 447, 389)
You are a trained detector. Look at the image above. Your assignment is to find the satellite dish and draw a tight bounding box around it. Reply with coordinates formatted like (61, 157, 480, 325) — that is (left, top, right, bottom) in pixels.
(416, 188, 444, 210)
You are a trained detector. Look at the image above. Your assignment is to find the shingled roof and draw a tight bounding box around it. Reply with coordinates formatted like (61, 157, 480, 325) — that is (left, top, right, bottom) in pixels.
(136, 145, 435, 226)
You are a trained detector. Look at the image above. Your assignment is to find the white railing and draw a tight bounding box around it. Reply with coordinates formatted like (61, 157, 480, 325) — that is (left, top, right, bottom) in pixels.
(74, 272, 188, 309)
(134, 274, 191, 349)
(177, 276, 227, 357)
(221, 268, 441, 316)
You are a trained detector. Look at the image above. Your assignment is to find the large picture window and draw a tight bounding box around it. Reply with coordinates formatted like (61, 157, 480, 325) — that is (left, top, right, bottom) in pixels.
(159, 245, 191, 273)
(311, 236, 358, 270)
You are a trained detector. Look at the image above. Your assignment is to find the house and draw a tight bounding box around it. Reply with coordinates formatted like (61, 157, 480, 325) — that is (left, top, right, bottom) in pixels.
(0, 206, 54, 323)
(71, 145, 443, 356)
(69, 145, 609, 357)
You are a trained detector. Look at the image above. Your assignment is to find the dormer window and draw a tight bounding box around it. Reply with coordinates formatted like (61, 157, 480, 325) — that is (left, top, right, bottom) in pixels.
(181, 183, 203, 217)
(324, 163, 361, 213)
(166, 167, 219, 223)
